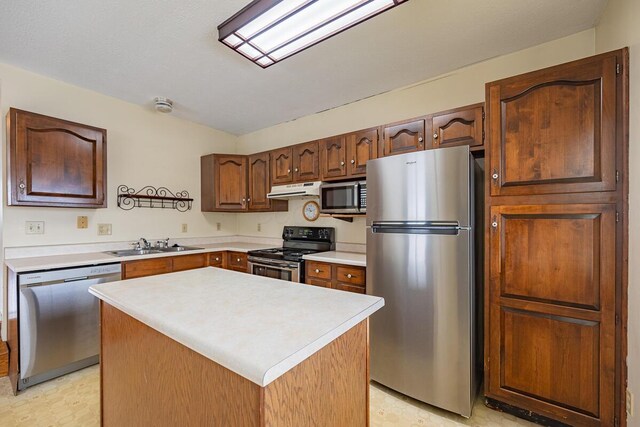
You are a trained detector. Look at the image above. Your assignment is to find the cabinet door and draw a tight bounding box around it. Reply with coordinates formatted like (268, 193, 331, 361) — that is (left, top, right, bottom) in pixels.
(227, 252, 248, 272)
(214, 155, 247, 211)
(208, 252, 226, 268)
(293, 141, 320, 182)
(381, 119, 425, 157)
(248, 153, 271, 210)
(123, 258, 173, 280)
(431, 104, 483, 149)
(8, 108, 107, 208)
(271, 147, 293, 184)
(172, 254, 207, 272)
(487, 204, 616, 426)
(487, 53, 618, 196)
(320, 136, 347, 180)
(347, 128, 378, 177)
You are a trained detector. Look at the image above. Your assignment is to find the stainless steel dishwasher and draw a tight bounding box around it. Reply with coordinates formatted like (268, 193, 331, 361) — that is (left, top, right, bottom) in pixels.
(18, 263, 121, 390)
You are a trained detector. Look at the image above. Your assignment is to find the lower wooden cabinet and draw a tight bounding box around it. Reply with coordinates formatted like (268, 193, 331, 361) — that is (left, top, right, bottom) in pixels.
(305, 261, 366, 294)
(122, 257, 173, 280)
(227, 252, 248, 273)
(208, 252, 226, 268)
(172, 254, 207, 272)
(122, 251, 246, 279)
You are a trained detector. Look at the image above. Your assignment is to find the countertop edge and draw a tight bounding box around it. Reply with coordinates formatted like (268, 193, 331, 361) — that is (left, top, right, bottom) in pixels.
(302, 252, 367, 267)
(89, 282, 384, 387)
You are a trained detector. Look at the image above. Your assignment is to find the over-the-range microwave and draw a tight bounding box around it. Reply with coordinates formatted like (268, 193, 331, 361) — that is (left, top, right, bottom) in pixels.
(319, 180, 366, 214)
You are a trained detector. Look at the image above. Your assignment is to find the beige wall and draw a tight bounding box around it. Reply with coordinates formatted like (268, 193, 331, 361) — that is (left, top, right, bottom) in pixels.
(596, 0, 640, 424)
(0, 62, 239, 249)
(235, 30, 596, 243)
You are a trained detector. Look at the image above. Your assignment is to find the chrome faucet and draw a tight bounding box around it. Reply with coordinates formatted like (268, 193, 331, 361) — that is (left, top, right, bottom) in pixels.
(139, 237, 151, 250)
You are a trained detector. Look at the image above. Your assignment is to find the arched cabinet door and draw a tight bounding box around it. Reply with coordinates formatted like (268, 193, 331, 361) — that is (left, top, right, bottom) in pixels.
(430, 104, 484, 149)
(320, 136, 347, 180)
(487, 53, 619, 196)
(347, 128, 378, 177)
(248, 152, 271, 210)
(9, 108, 107, 207)
(213, 155, 247, 211)
(293, 141, 319, 182)
(381, 118, 425, 157)
(271, 147, 293, 185)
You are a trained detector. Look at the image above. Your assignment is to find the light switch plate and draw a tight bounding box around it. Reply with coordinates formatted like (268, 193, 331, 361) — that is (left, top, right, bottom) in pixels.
(628, 389, 634, 417)
(181, 223, 188, 233)
(216, 222, 221, 231)
(26, 221, 44, 234)
(77, 216, 88, 229)
(98, 224, 112, 236)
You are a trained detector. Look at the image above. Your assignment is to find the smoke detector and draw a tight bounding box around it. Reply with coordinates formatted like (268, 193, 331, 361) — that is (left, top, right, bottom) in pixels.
(154, 97, 173, 113)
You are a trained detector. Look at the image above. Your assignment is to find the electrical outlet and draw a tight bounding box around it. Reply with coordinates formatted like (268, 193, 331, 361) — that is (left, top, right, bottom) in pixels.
(216, 222, 221, 231)
(77, 216, 88, 229)
(257, 223, 261, 232)
(182, 223, 188, 233)
(26, 221, 44, 234)
(98, 224, 112, 236)
(628, 389, 634, 417)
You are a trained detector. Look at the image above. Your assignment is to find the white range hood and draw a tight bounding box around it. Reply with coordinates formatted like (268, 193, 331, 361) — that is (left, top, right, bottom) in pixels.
(267, 181, 321, 199)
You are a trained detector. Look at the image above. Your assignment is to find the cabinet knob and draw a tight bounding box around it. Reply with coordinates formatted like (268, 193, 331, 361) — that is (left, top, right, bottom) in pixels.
(287, 169, 291, 174)
(315, 269, 320, 273)
(247, 198, 251, 202)
(237, 258, 241, 262)
(340, 161, 345, 166)
(492, 171, 499, 180)
(433, 133, 438, 139)
(418, 136, 424, 143)
(347, 273, 353, 279)
(19, 180, 26, 194)
(294, 168, 299, 172)
(492, 221, 498, 228)
(215, 257, 220, 261)
(350, 159, 355, 164)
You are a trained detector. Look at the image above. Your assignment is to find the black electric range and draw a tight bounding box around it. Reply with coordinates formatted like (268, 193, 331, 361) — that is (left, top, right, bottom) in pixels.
(247, 226, 335, 282)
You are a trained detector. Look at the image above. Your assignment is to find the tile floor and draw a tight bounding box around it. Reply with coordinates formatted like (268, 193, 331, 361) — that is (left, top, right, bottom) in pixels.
(0, 366, 536, 426)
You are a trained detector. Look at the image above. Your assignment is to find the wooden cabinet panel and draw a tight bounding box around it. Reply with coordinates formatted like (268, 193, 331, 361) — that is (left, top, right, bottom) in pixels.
(306, 278, 332, 289)
(306, 261, 332, 280)
(487, 55, 617, 196)
(430, 104, 483, 149)
(214, 155, 247, 211)
(335, 266, 365, 286)
(320, 136, 347, 180)
(271, 147, 293, 184)
(8, 108, 107, 207)
(381, 119, 425, 157)
(172, 254, 207, 272)
(208, 252, 226, 268)
(494, 204, 615, 310)
(500, 307, 600, 417)
(227, 252, 248, 272)
(293, 141, 319, 182)
(334, 283, 365, 294)
(248, 153, 271, 210)
(347, 128, 378, 177)
(123, 258, 172, 280)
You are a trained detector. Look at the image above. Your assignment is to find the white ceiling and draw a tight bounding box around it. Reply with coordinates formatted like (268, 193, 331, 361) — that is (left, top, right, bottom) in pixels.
(0, 0, 607, 135)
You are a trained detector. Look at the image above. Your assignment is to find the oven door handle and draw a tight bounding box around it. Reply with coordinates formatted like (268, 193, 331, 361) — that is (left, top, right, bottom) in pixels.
(249, 261, 298, 272)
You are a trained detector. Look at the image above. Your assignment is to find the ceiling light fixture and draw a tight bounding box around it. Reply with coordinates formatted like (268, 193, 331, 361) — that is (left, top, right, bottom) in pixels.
(218, 0, 408, 68)
(154, 97, 173, 113)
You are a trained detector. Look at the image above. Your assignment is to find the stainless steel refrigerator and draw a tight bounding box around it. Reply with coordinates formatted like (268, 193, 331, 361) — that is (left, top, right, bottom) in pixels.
(366, 145, 479, 417)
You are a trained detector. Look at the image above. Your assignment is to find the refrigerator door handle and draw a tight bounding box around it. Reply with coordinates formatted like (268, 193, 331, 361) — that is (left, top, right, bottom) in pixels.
(371, 221, 469, 235)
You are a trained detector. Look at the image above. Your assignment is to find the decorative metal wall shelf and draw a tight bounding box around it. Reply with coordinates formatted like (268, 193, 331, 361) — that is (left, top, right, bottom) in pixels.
(117, 185, 193, 212)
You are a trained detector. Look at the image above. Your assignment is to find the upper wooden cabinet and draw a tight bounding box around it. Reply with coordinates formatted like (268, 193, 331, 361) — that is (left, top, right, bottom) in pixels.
(293, 141, 320, 182)
(7, 108, 107, 208)
(320, 135, 347, 180)
(381, 119, 425, 157)
(271, 147, 293, 184)
(430, 104, 484, 149)
(347, 128, 378, 177)
(487, 53, 618, 197)
(202, 153, 286, 212)
(201, 154, 247, 211)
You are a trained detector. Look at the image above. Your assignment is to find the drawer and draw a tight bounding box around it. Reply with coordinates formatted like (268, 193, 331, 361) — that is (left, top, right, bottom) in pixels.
(306, 278, 332, 288)
(227, 252, 248, 271)
(208, 251, 226, 267)
(335, 283, 366, 294)
(335, 265, 365, 285)
(306, 261, 332, 280)
(172, 254, 207, 272)
(123, 257, 172, 280)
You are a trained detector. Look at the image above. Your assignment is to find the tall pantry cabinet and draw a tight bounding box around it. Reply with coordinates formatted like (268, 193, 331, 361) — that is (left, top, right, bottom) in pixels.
(484, 49, 628, 426)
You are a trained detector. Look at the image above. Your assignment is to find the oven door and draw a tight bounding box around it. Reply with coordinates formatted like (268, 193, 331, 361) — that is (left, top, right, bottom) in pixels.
(320, 181, 360, 214)
(248, 258, 300, 282)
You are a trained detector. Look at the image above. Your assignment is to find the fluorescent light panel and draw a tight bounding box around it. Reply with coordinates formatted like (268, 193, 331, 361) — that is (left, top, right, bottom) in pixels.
(219, 0, 406, 68)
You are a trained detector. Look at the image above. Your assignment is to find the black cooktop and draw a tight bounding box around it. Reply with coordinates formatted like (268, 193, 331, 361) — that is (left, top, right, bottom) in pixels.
(247, 247, 320, 262)
(248, 226, 336, 263)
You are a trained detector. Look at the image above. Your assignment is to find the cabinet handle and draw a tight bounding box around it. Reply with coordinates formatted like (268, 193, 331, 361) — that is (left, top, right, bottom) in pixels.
(315, 269, 321, 273)
(247, 198, 251, 202)
(237, 258, 241, 262)
(492, 171, 499, 180)
(433, 133, 438, 139)
(294, 168, 299, 172)
(215, 257, 220, 261)
(347, 273, 353, 279)
(492, 217, 498, 229)
(287, 169, 291, 174)
(19, 180, 26, 194)
(418, 136, 424, 143)
(340, 161, 345, 166)
(350, 159, 355, 164)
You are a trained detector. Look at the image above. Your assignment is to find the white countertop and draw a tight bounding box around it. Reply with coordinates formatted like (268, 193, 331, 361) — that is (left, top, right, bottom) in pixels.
(89, 267, 383, 387)
(302, 251, 366, 267)
(4, 242, 275, 273)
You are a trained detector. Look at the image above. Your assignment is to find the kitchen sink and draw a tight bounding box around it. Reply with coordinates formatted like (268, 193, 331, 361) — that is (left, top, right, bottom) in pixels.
(106, 249, 165, 257)
(105, 246, 203, 257)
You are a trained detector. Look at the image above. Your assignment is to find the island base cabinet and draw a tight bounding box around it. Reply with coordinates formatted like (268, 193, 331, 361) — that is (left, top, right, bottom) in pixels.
(100, 302, 369, 426)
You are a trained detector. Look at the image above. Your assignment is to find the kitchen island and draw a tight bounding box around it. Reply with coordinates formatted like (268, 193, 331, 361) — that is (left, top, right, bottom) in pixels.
(89, 267, 384, 426)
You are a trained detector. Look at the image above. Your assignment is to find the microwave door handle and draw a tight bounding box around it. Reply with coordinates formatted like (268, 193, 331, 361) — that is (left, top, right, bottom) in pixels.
(353, 184, 359, 210)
